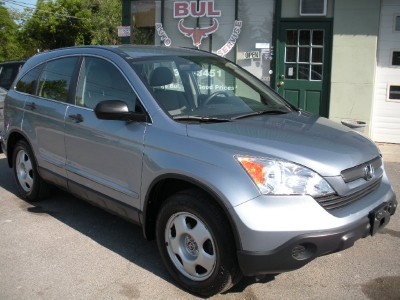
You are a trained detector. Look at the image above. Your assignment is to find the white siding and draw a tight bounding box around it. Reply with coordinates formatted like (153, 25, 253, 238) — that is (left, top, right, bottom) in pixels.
(372, 0, 400, 143)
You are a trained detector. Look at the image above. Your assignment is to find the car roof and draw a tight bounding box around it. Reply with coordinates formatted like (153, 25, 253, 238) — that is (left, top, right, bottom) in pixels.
(111, 45, 213, 57)
(0, 59, 26, 66)
(27, 45, 213, 62)
(16, 45, 216, 82)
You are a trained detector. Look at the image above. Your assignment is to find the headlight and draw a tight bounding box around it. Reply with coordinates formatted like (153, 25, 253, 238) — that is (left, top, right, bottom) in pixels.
(235, 156, 335, 197)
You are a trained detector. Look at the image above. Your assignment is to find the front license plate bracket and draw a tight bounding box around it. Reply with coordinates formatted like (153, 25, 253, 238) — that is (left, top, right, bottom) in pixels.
(368, 201, 393, 236)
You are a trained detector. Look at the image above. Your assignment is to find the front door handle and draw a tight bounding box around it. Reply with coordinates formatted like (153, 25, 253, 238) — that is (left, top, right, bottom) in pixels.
(278, 81, 285, 87)
(25, 102, 36, 110)
(68, 114, 84, 123)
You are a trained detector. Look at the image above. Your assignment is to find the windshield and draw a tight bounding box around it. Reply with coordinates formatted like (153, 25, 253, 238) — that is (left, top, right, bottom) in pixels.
(130, 55, 295, 120)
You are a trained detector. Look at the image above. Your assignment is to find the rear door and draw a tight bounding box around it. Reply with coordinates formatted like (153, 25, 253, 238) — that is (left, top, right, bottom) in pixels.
(20, 57, 80, 188)
(64, 56, 146, 212)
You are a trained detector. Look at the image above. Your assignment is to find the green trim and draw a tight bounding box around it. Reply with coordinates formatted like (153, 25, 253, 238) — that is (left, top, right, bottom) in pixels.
(161, 0, 164, 25)
(121, 0, 131, 44)
(161, 0, 165, 45)
(280, 18, 333, 22)
(197, 0, 200, 28)
(234, 0, 238, 63)
(272, 0, 282, 90)
(235, 0, 238, 19)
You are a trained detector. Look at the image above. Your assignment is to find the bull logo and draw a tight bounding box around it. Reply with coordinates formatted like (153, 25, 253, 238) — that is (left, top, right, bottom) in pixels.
(178, 18, 219, 47)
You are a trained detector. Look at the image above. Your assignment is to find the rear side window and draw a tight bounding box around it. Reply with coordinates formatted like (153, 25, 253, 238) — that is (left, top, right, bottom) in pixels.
(76, 57, 137, 110)
(37, 57, 79, 102)
(16, 64, 44, 95)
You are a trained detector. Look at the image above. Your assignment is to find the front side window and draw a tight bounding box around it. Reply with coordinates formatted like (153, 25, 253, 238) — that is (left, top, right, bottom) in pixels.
(76, 57, 137, 110)
(131, 55, 294, 119)
(37, 57, 79, 102)
(16, 64, 44, 95)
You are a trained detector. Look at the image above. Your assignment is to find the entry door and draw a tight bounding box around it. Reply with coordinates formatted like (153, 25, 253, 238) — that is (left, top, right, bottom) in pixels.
(277, 22, 332, 117)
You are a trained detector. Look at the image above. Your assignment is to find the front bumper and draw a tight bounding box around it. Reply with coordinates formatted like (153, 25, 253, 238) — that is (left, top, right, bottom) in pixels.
(237, 199, 397, 276)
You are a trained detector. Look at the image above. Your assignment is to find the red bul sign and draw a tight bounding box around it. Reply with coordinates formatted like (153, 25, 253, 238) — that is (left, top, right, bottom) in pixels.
(174, 1, 221, 18)
(155, 0, 242, 56)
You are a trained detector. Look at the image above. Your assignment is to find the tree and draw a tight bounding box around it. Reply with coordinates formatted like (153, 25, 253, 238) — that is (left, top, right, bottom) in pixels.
(18, 0, 122, 51)
(85, 0, 122, 45)
(2, 0, 123, 59)
(21, 0, 93, 50)
(0, 2, 24, 60)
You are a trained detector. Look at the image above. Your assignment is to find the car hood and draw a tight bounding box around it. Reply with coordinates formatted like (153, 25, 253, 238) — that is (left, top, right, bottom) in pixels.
(186, 111, 380, 177)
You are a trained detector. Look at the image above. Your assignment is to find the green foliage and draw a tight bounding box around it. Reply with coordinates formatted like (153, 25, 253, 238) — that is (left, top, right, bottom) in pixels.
(2, 0, 123, 59)
(21, 0, 93, 50)
(0, 2, 25, 60)
(85, 0, 122, 45)
(39, 78, 68, 101)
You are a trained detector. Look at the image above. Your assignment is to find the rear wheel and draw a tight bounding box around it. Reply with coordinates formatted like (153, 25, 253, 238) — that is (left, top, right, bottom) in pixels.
(156, 189, 242, 297)
(13, 140, 52, 201)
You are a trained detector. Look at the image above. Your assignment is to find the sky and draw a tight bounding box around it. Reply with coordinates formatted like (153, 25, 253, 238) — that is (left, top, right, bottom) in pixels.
(3, 0, 37, 11)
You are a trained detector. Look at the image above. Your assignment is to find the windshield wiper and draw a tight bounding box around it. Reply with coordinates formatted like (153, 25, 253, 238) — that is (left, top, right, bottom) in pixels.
(173, 115, 231, 122)
(231, 109, 289, 120)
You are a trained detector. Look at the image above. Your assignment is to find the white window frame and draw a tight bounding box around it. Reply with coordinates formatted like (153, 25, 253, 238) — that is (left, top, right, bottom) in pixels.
(393, 14, 400, 33)
(299, 0, 327, 16)
(390, 49, 400, 68)
(386, 84, 400, 102)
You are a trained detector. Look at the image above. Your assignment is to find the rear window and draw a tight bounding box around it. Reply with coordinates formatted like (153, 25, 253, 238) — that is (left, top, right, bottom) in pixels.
(37, 57, 79, 102)
(16, 64, 44, 95)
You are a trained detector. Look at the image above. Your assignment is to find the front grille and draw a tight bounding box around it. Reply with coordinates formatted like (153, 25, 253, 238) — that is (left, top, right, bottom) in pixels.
(315, 177, 382, 211)
(341, 156, 382, 183)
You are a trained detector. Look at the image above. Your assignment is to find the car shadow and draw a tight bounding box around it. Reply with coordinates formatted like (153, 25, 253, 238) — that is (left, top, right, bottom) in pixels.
(0, 154, 276, 297)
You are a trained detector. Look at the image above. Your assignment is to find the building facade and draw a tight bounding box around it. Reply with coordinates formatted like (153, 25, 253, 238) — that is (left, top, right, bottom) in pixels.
(372, 0, 400, 143)
(121, 0, 400, 142)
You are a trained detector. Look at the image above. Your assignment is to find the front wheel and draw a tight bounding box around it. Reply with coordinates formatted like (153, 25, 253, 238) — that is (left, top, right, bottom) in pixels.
(156, 189, 242, 297)
(13, 139, 52, 201)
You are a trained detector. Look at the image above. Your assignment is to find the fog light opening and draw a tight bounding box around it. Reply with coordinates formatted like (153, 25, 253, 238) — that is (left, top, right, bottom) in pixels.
(292, 243, 317, 260)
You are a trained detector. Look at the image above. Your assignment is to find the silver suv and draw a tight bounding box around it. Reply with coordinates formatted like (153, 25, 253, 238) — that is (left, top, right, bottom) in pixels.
(1, 46, 397, 297)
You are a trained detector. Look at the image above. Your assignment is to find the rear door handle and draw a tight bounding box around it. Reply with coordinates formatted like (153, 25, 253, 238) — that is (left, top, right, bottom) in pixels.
(26, 102, 36, 110)
(68, 114, 84, 123)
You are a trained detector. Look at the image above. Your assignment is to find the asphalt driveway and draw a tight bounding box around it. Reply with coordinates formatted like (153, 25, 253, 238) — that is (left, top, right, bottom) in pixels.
(0, 152, 399, 299)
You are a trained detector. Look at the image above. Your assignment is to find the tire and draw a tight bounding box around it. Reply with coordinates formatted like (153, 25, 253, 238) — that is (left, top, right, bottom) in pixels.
(156, 189, 242, 297)
(12, 139, 52, 201)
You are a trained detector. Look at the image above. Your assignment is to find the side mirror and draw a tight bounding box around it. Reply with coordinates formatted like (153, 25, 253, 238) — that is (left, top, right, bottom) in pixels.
(94, 100, 147, 122)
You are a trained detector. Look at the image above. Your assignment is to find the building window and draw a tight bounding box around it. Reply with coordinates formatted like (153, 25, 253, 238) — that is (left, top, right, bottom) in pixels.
(392, 50, 400, 66)
(131, 1, 157, 45)
(394, 15, 400, 32)
(388, 85, 400, 101)
(300, 0, 327, 16)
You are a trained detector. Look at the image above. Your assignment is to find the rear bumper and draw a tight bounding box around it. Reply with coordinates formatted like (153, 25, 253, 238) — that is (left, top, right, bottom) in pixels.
(237, 198, 397, 276)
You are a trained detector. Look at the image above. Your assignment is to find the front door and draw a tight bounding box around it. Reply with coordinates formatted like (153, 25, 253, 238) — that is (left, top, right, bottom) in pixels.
(277, 21, 332, 117)
(64, 56, 146, 212)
